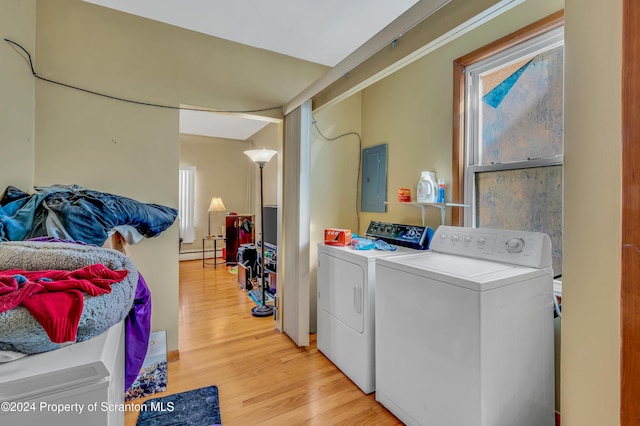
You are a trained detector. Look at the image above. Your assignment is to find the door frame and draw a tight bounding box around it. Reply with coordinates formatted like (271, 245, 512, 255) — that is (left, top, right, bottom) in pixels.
(620, 0, 640, 423)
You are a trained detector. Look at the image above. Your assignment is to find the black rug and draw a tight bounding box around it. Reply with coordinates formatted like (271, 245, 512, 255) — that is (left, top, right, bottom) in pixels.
(136, 385, 221, 426)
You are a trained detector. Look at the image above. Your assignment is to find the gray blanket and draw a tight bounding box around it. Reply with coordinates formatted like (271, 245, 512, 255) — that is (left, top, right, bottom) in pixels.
(0, 241, 138, 354)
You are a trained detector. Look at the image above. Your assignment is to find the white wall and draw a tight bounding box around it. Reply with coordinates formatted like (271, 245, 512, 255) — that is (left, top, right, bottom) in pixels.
(0, 0, 35, 190)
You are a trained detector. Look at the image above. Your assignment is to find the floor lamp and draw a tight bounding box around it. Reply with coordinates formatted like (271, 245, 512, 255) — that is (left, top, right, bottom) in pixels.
(244, 149, 277, 317)
(208, 197, 226, 236)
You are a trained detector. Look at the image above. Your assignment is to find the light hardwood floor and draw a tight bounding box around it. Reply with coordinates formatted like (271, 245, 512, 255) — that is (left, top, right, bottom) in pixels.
(125, 260, 402, 425)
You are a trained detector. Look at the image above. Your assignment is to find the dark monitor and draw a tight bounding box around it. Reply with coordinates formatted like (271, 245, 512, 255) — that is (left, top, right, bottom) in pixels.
(262, 205, 277, 247)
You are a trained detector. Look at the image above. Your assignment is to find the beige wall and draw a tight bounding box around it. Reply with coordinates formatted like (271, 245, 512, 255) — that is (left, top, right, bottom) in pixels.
(249, 123, 279, 207)
(1, 0, 35, 190)
(179, 123, 280, 252)
(314, 0, 537, 110)
(314, 0, 630, 421)
(179, 123, 280, 250)
(30, 0, 325, 353)
(3, 0, 626, 420)
(246, 122, 280, 243)
(359, 0, 564, 234)
(34, 0, 181, 351)
(310, 93, 362, 331)
(180, 134, 253, 247)
(314, 0, 624, 423)
(562, 0, 622, 424)
(313, 0, 564, 235)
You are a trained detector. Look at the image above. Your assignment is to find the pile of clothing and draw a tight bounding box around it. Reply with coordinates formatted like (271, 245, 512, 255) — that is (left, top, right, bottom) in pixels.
(0, 184, 177, 246)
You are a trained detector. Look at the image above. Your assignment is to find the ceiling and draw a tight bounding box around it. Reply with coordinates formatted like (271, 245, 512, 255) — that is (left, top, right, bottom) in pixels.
(83, 0, 422, 140)
(178, 109, 278, 141)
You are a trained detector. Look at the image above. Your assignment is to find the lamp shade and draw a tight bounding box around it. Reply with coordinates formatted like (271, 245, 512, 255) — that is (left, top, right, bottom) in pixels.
(208, 197, 226, 212)
(244, 149, 277, 165)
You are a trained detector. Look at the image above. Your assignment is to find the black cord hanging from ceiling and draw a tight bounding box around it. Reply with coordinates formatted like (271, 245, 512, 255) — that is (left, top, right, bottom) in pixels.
(312, 117, 363, 232)
(4, 38, 282, 114)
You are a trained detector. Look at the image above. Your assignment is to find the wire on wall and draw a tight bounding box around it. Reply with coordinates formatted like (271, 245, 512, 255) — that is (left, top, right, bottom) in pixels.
(4, 38, 282, 114)
(311, 116, 362, 232)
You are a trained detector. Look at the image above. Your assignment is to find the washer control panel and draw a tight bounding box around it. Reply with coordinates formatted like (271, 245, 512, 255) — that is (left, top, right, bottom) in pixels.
(365, 221, 431, 250)
(431, 226, 552, 268)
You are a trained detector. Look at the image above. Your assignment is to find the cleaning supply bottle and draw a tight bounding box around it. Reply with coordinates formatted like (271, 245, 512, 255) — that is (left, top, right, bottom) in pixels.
(417, 171, 438, 203)
(437, 179, 446, 203)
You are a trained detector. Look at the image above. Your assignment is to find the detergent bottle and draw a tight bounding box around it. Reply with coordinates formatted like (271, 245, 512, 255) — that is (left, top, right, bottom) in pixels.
(417, 171, 438, 203)
(437, 179, 446, 203)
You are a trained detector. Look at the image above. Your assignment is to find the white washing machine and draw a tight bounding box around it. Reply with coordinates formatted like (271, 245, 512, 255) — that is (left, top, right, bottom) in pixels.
(375, 226, 555, 426)
(317, 222, 432, 394)
(0, 321, 125, 426)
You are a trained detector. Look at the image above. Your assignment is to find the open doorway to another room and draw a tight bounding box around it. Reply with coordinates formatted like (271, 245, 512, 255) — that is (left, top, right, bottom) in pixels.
(177, 108, 283, 324)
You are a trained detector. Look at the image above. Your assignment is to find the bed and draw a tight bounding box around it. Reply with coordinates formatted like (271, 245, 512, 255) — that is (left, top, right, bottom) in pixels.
(0, 184, 175, 391)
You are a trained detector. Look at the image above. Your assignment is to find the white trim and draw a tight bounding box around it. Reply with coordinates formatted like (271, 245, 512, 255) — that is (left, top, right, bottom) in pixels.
(463, 28, 564, 227)
(468, 27, 564, 75)
(178, 165, 196, 243)
(289, 0, 526, 115)
(282, 100, 311, 346)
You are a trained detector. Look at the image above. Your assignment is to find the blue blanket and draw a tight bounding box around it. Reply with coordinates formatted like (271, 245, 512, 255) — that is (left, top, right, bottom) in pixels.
(0, 185, 177, 246)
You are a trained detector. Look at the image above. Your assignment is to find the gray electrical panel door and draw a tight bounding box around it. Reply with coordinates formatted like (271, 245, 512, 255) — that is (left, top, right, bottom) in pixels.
(360, 144, 387, 212)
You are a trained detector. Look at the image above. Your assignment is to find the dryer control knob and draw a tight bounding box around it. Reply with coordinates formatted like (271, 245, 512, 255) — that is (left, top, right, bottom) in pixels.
(505, 238, 525, 253)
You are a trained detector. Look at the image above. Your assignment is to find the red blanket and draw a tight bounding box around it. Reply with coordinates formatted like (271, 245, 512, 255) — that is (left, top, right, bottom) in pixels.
(0, 264, 128, 343)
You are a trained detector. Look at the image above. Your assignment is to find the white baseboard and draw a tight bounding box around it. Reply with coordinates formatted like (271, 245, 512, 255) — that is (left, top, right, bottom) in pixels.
(179, 252, 201, 261)
(179, 248, 221, 262)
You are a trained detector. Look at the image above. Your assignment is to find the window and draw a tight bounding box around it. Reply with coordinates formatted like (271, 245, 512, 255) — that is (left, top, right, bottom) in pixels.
(453, 13, 564, 276)
(179, 166, 196, 244)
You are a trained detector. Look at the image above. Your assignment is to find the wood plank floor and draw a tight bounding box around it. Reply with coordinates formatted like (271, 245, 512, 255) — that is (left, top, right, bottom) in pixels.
(125, 260, 402, 425)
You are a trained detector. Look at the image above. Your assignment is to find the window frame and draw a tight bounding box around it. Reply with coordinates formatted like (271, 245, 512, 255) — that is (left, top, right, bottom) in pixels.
(464, 26, 564, 226)
(451, 10, 565, 226)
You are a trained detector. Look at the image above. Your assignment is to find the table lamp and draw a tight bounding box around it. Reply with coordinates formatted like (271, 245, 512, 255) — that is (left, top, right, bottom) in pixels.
(208, 197, 226, 236)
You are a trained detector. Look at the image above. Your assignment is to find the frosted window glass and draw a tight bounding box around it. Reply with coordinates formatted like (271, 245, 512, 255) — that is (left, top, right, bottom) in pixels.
(475, 166, 562, 275)
(479, 45, 563, 165)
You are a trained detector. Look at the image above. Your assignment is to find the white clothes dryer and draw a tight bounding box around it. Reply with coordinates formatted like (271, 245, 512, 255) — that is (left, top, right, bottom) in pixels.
(316, 222, 431, 394)
(375, 226, 555, 426)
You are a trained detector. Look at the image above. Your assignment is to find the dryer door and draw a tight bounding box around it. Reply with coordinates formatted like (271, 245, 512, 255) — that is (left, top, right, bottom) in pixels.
(318, 252, 365, 334)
